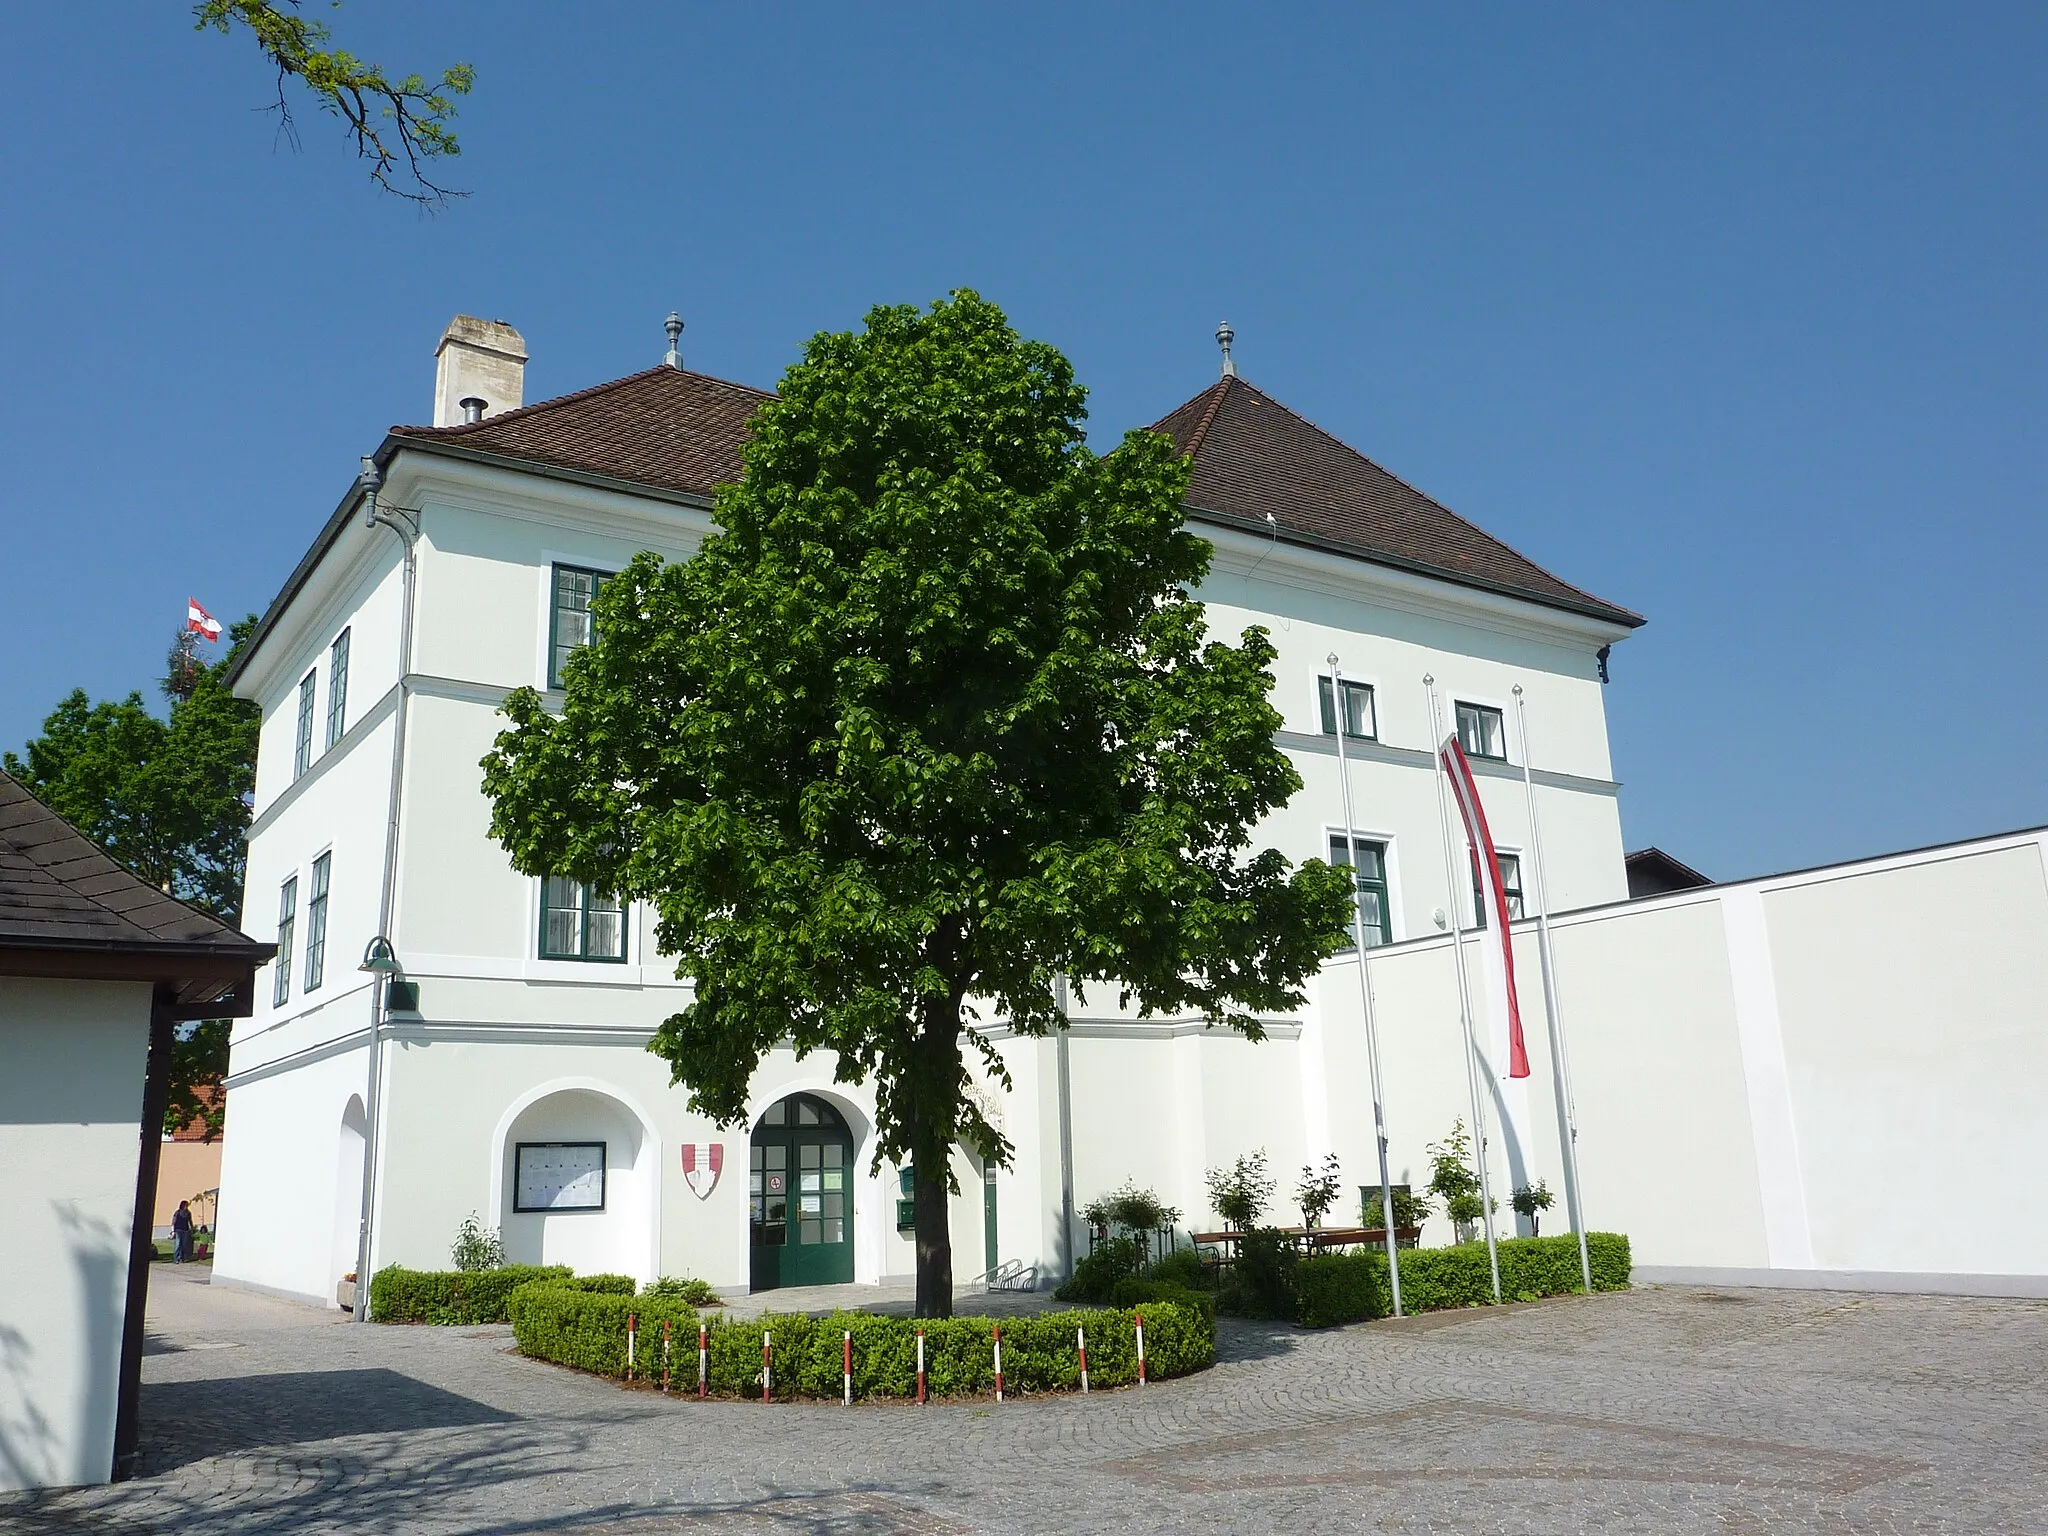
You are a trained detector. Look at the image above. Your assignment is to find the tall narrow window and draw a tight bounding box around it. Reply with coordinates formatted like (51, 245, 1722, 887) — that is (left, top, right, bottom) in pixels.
(1469, 850, 1524, 929)
(550, 565, 612, 688)
(1318, 676, 1377, 740)
(1455, 701, 1507, 762)
(325, 629, 351, 749)
(304, 853, 331, 991)
(539, 877, 627, 961)
(1328, 833, 1393, 948)
(293, 670, 317, 779)
(274, 875, 298, 1006)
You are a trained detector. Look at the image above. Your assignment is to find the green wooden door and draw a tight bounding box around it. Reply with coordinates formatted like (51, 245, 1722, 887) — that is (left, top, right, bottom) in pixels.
(983, 1159, 999, 1275)
(749, 1094, 855, 1291)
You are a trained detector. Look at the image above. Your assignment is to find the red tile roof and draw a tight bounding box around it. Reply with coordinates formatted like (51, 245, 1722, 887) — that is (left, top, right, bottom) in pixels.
(1151, 376, 1641, 628)
(390, 366, 770, 498)
(382, 364, 1637, 629)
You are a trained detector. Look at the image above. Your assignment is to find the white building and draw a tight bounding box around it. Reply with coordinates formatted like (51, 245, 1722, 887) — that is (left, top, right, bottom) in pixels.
(214, 315, 1647, 1306)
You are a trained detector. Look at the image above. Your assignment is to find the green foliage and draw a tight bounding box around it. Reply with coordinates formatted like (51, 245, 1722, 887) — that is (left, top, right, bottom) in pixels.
(1080, 1181, 1181, 1240)
(1145, 1246, 1212, 1291)
(369, 1264, 572, 1324)
(506, 1282, 1214, 1397)
(1360, 1185, 1430, 1232)
(643, 1275, 723, 1306)
(1425, 1120, 1487, 1230)
(1294, 1233, 1633, 1328)
(480, 292, 1353, 1313)
(1204, 1150, 1275, 1230)
(1510, 1179, 1556, 1232)
(1108, 1276, 1216, 1326)
(1295, 1152, 1342, 1227)
(449, 1214, 505, 1273)
(6, 616, 260, 1139)
(193, 1, 474, 205)
(1217, 1228, 1299, 1320)
(1053, 1236, 1144, 1302)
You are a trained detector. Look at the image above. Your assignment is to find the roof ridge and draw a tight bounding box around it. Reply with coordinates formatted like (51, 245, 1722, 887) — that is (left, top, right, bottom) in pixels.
(391, 364, 774, 440)
(1179, 376, 1235, 460)
(1216, 379, 1640, 620)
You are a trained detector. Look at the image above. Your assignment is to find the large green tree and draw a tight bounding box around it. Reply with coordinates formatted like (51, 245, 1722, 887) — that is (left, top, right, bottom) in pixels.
(6, 619, 261, 1138)
(481, 293, 1353, 1315)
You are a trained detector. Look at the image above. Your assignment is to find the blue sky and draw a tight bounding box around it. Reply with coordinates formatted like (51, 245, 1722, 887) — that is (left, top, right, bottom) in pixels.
(3, 4, 2042, 882)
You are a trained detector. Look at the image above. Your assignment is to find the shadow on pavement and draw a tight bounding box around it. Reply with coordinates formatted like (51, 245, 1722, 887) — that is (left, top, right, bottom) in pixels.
(140, 1367, 516, 1470)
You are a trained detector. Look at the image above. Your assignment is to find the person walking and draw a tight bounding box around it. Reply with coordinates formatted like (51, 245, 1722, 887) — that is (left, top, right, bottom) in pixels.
(171, 1200, 194, 1264)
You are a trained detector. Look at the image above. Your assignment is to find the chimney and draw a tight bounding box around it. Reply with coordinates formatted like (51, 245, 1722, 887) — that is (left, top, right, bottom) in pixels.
(433, 316, 527, 427)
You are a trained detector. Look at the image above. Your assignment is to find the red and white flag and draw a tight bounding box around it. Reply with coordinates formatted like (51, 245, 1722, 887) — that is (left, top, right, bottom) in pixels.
(186, 598, 222, 643)
(1440, 734, 1531, 1078)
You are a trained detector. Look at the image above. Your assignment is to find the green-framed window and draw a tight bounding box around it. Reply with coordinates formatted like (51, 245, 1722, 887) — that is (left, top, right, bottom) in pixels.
(325, 629, 350, 750)
(549, 565, 613, 688)
(1455, 701, 1507, 761)
(1329, 833, 1393, 948)
(1469, 849, 1524, 930)
(293, 670, 317, 779)
(1318, 676, 1377, 741)
(273, 875, 297, 1006)
(304, 852, 331, 991)
(540, 877, 626, 962)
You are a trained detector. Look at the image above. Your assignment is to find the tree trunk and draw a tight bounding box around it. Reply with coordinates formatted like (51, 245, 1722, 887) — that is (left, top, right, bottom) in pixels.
(911, 987, 964, 1318)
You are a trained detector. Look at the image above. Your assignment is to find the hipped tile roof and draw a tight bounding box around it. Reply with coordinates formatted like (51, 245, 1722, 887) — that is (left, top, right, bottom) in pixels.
(390, 366, 769, 498)
(0, 771, 271, 996)
(382, 363, 1637, 629)
(1150, 376, 1641, 627)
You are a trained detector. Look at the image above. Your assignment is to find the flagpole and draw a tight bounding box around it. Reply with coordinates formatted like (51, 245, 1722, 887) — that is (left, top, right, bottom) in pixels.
(1513, 686, 1594, 1296)
(1328, 657, 1403, 1317)
(1424, 676, 1503, 1304)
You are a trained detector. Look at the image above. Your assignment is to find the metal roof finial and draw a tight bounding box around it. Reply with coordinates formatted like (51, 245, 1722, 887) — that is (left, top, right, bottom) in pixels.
(1215, 319, 1236, 379)
(663, 310, 685, 370)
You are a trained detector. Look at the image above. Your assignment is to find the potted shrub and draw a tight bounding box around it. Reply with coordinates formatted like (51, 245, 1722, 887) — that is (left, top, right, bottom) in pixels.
(1359, 1185, 1429, 1248)
(1426, 1121, 1490, 1244)
(1204, 1150, 1274, 1233)
(1295, 1153, 1342, 1229)
(1510, 1179, 1556, 1236)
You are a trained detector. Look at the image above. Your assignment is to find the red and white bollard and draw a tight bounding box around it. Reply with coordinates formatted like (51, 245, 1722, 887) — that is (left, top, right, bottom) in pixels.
(1076, 1326, 1089, 1394)
(1134, 1312, 1147, 1386)
(992, 1325, 1004, 1403)
(662, 1318, 672, 1394)
(843, 1330, 853, 1406)
(762, 1330, 773, 1403)
(697, 1321, 708, 1400)
(626, 1313, 637, 1383)
(916, 1328, 927, 1405)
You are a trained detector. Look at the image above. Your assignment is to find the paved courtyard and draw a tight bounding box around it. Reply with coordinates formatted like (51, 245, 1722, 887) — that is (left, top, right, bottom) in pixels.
(4, 1263, 2046, 1534)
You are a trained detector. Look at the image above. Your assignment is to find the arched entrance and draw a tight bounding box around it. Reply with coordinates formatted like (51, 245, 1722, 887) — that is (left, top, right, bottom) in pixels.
(750, 1093, 854, 1291)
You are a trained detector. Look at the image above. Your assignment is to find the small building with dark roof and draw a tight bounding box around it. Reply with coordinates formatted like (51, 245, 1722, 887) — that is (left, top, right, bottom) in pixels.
(0, 771, 270, 1491)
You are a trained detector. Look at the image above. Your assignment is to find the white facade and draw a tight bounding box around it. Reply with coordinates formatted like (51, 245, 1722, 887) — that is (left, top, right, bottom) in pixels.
(0, 978, 152, 1493)
(215, 347, 1640, 1306)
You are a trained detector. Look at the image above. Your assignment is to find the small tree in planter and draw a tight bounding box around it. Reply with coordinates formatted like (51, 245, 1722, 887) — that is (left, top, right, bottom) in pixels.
(1510, 1179, 1555, 1236)
(1425, 1121, 1488, 1245)
(1360, 1185, 1430, 1247)
(451, 1213, 505, 1272)
(1204, 1150, 1274, 1232)
(1081, 1181, 1182, 1264)
(1295, 1153, 1342, 1229)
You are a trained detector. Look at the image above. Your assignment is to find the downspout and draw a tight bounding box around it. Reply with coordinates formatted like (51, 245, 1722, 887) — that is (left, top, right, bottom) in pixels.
(1054, 973, 1076, 1283)
(353, 455, 419, 1321)
(112, 985, 177, 1479)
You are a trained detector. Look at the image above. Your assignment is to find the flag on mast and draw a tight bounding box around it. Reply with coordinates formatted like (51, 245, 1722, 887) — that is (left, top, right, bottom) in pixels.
(1439, 733, 1531, 1078)
(186, 599, 222, 643)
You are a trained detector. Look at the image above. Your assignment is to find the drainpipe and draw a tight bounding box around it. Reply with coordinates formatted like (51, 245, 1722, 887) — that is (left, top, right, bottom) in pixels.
(353, 455, 419, 1321)
(1055, 973, 1076, 1283)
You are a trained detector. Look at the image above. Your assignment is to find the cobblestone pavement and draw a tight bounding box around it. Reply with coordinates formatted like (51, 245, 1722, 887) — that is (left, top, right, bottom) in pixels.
(4, 1264, 2046, 1534)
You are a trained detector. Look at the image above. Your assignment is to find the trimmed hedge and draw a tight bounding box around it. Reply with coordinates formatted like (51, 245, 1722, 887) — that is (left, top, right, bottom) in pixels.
(506, 1282, 1214, 1398)
(1295, 1232, 1631, 1328)
(368, 1266, 637, 1324)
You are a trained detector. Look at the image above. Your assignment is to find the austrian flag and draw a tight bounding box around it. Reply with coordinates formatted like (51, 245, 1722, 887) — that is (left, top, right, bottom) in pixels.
(186, 598, 223, 643)
(1440, 734, 1532, 1079)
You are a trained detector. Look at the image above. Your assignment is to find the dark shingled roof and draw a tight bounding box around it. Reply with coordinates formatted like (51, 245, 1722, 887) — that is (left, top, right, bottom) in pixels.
(1151, 375, 1642, 628)
(0, 771, 271, 1009)
(389, 366, 770, 499)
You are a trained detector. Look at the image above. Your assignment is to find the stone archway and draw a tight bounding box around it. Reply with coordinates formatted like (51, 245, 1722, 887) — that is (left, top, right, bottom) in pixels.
(494, 1085, 656, 1283)
(748, 1092, 855, 1292)
(327, 1096, 368, 1304)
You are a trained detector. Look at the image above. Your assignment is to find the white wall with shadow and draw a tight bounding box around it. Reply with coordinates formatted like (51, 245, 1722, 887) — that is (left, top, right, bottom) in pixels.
(492, 1086, 655, 1282)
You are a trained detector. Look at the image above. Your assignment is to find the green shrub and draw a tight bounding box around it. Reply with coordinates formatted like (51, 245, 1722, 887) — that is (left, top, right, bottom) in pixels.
(506, 1284, 1213, 1398)
(1145, 1246, 1211, 1291)
(370, 1263, 572, 1324)
(1218, 1228, 1298, 1320)
(1295, 1232, 1631, 1328)
(565, 1273, 638, 1296)
(643, 1275, 722, 1306)
(1109, 1276, 1216, 1326)
(1053, 1236, 1143, 1302)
